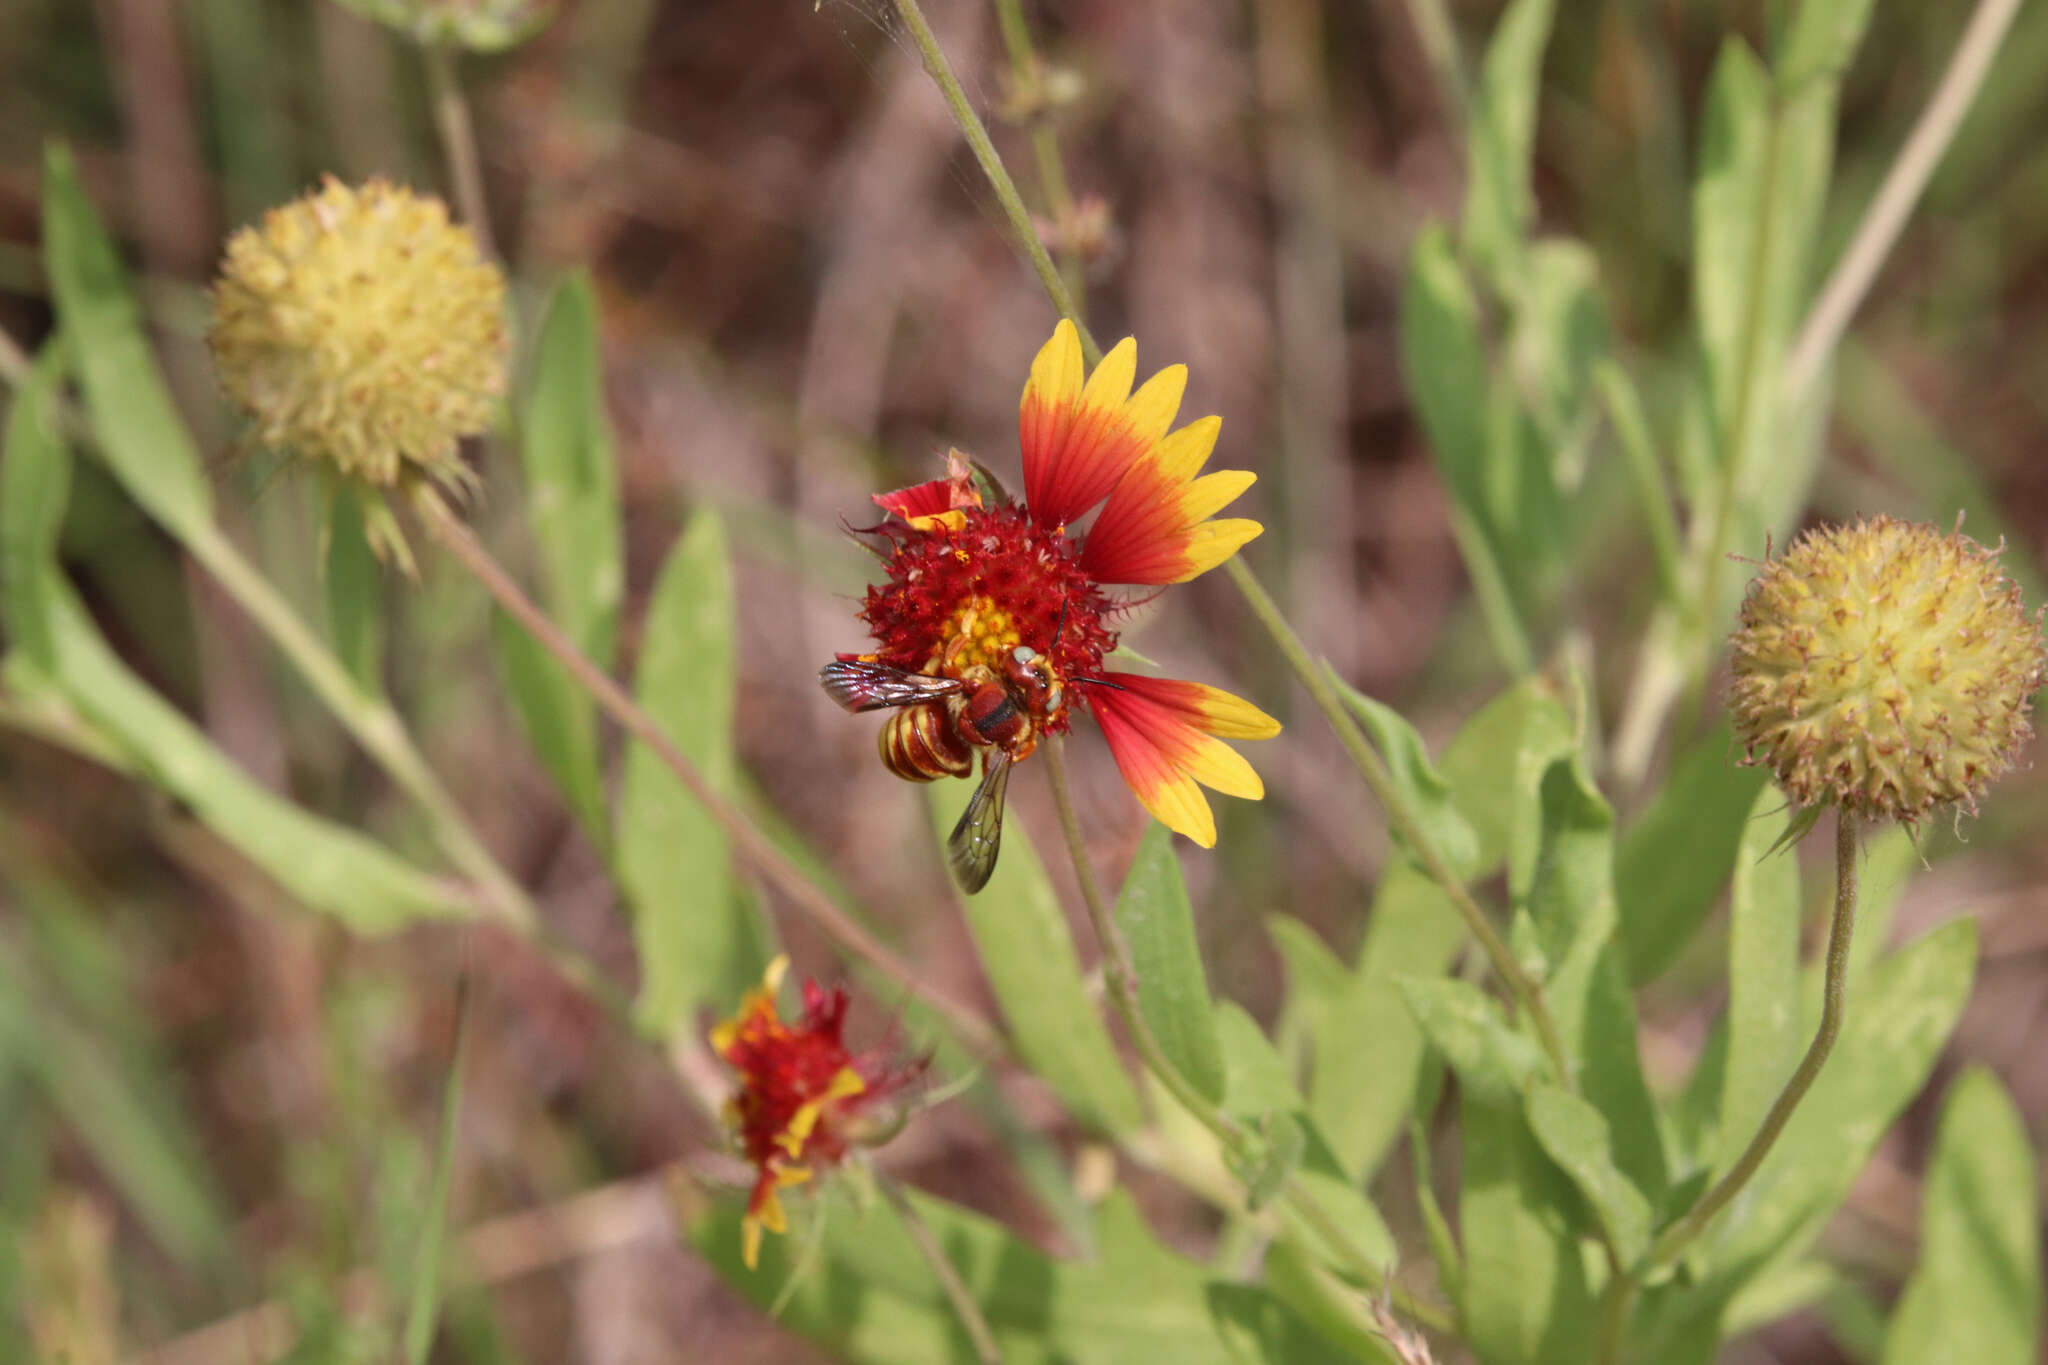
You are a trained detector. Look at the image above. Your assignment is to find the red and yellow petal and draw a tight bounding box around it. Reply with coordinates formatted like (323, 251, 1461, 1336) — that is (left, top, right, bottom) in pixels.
(1090, 675, 1280, 846)
(1078, 415, 1261, 586)
(873, 456, 983, 532)
(1019, 322, 1175, 531)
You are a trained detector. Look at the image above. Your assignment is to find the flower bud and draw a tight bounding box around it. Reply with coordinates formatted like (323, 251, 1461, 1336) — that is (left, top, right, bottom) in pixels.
(208, 178, 507, 495)
(1729, 516, 2045, 824)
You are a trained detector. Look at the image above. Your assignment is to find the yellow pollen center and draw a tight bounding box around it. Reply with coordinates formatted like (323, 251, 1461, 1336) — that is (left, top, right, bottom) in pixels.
(936, 596, 1023, 679)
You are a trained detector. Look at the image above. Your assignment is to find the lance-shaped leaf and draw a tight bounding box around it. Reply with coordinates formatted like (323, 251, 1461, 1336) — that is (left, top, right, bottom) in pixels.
(1881, 1068, 2041, 1364)
(500, 273, 624, 846)
(41, 144, 213, 542)
(1114, 821, 1225, 1106)
(618, 509, 770, 1038)
(1526, 1083, 1652, 1266)
(1462, 0, 1557, 281)
(927, 784, 1140, 1136)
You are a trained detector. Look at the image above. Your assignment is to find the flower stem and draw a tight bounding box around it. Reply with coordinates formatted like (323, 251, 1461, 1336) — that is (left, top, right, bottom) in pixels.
(1041, 737, 1453, 1337)
(1645, 812, 1861, 1269)
(877, 1176, 1004, 1365)
(1223, 556, 1575, 1088)
(423, 42, 497, 260)
(990, 0, 1085, 303)
(412, 494, 1008, 1062)
(886, 0, 1099, 364)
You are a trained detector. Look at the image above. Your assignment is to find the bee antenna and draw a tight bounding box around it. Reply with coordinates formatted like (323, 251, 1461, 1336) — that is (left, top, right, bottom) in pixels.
(1050, 598, 1071, 650)
(1069, 675, 1125, 691)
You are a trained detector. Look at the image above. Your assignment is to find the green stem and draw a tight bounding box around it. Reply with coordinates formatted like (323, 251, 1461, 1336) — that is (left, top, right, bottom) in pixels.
(878, 1176, 1005, 1365)
(1224, 557, 1573, 1087)
(888, 0, 1100, 365)
(1646, 812, 1860, 1269)
(1041, 738, 1452, 1337)
(423, 42, 497, 259)
(413, 495, 1009, 1062)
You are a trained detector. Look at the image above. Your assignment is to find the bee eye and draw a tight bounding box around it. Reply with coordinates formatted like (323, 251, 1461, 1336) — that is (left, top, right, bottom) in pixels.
(1012, 645, 1036, 664)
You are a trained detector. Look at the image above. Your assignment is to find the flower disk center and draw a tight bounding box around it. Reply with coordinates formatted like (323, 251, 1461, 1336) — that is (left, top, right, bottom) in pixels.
(935, 596, 1023, 680)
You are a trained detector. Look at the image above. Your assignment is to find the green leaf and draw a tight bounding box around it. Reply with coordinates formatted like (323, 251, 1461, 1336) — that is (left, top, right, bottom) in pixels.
(1401, 226, 1492, 537)
(41, 143, 214, 541)
(1207, 1282, 1378, 1365)
(1462, 0, 1557, 281)
(1525, 757, 1666, 1201)
(1774, 0, 1878, 91)
(501, 272, 625, 849)
(492, 615, 609, 848)
(1525, 1084, 1652, 1265)
(1713, 788, 1803, 1179)
(519, 274, 624, 662)
(324, 487, 386, 695)
(1460, 1094, 1598, 1365)
(1238, 1111, 1305, 1215)
(1506, 238, 1609, 454)
(1298, 867, 1465, 1179)
(1397, 976, 1546, 1108)
(1258, 1241, 1402, 1365)
(1881, 1068, 2042, 1365)
(403, 985, 470, 1364)
(926, 783, 1141, 1136)
(1114, 822, 1225, 1106)
(617, 508, 767, 1038)
(2, 352, 467, 934)
(1690, 39, 1846, 582)
(1696, 920, 1977, 1286)
(1288, 684, 1556, 1178)
(692, 1184, 1265, 1365)
(1326, 670, 1479, 879)
(1614, 722, 1770, 983)
(1213, 1002, 1397, 1270)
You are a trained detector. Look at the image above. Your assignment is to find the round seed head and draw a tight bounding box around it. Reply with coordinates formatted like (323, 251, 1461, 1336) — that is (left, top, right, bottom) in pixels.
(208, 178, 507, 491)
(1728, 516, 2045, 824)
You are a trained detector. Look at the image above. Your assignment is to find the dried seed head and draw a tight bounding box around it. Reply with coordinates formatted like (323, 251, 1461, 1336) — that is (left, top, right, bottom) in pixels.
(1729, 516, 2045, 824)
(208, 178, 506, 494)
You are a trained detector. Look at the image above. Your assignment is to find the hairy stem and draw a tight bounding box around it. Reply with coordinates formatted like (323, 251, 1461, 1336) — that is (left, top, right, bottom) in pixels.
(888, 0, 1099, 363)
(1646, 812, 1860, 1268)
(413, 495, 1008, 1062)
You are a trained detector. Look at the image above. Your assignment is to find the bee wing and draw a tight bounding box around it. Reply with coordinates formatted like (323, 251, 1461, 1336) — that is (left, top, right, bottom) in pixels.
(946, 749, 1013, 894)
(820, 659, 965, 713)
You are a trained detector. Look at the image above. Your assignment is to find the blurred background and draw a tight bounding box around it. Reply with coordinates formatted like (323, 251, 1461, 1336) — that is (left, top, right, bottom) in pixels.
(2, 0, 2047, 1360)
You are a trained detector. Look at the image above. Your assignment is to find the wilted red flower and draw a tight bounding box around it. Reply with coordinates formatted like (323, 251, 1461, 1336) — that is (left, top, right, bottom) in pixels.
(844, 319, 1279, 850)
(710, 957, 920, 1268)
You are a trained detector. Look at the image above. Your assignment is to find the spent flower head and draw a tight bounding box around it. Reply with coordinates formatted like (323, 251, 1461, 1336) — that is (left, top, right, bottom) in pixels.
(1729, 516, 2045, 825)
(208, 178, 507, 506)
(712, 957, 922, 1269)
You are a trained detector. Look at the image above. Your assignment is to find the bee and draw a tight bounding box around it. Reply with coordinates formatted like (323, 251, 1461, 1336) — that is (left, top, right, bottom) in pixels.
(819, 643, 1069, 894)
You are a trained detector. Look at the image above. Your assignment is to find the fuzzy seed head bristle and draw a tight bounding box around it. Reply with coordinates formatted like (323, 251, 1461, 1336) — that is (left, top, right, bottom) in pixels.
(1728, 516, 2045, 824)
